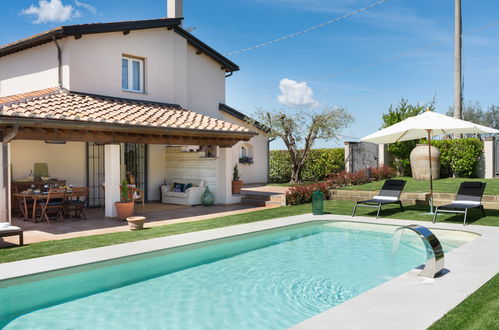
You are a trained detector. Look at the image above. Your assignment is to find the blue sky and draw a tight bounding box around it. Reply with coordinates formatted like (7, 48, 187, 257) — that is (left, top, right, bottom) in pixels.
(1, 0, 498, 150)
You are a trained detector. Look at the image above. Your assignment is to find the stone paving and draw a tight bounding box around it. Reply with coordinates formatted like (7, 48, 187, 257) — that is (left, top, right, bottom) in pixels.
(0, 184, 290, 247)
(0, 203, 268, 247)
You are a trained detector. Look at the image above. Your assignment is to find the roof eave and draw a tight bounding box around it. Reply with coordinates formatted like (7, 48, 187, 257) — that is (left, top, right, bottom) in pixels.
(0, 18, 239, 73)
(0, 18, 183, 58)
(0, 116, 257, 139)
(219, 103, 269, 133)
(174, 27, 239, 72)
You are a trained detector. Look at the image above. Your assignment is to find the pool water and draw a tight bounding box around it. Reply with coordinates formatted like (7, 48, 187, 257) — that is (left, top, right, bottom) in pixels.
(0, 221, 475, 329)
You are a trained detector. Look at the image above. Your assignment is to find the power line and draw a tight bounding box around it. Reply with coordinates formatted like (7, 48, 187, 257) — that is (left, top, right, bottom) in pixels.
(232, 19, 499, 94)
(225, 0, 390, 56)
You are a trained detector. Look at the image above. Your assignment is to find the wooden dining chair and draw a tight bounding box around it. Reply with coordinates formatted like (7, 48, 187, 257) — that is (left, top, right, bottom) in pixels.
(38, 188, 66, 223)
(12, 186, 28, 219)
(130, 187, 146, 213)
(65, 187, 89, 220)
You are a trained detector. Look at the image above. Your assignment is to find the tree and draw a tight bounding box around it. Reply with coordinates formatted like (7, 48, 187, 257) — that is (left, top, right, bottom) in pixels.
(381, 99, 435, 175)
(254, 107, 353, 183)
(446, 102, 499, 130)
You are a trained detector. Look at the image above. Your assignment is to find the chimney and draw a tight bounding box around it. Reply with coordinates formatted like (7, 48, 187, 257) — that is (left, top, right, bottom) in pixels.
(167, 0, 183, 19)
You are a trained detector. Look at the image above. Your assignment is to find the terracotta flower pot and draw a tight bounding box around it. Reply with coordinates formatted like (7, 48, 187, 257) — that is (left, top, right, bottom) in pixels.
(127, 216, 145, 230)
(115, 202, 134, 220)
(231, 180, 243, 194)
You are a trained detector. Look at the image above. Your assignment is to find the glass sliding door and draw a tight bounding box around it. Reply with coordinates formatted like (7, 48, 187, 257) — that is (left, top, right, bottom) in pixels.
(86, 143, 147, 207)
(86, 142, 105, 207)
(122, 143, 147, 195)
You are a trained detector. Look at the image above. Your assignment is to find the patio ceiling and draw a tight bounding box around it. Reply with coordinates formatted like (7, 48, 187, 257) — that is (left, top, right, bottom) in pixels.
(0, 88, 256, 146)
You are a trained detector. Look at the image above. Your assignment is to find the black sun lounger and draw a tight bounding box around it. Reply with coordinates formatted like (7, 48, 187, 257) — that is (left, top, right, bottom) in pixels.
(432, 181, 486, 225)
(351, 179, 406, 219)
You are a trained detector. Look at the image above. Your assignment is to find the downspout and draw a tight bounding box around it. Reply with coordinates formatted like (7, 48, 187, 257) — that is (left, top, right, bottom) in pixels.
(52, 36, 63, 88)
(225, 71, 233, 78)
(2, 125, 19, 143)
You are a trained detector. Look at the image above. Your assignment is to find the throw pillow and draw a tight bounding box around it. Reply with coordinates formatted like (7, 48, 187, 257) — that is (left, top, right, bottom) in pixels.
(184, 183, 193, 191)
(172, 182, 185, 192)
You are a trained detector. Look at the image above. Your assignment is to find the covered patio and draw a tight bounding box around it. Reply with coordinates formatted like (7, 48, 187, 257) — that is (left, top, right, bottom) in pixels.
(0, 87, 257, 231)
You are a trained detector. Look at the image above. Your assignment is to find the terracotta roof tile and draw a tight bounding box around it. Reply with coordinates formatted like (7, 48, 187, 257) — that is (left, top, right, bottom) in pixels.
(0, 88, 253, 135)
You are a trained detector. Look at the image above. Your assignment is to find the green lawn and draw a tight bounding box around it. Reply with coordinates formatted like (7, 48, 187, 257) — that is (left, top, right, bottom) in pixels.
(339, 177, 499, 194)
(430, 273, 499, 329)
(3, 200, 499, 264)
(1, 199, 498, 328)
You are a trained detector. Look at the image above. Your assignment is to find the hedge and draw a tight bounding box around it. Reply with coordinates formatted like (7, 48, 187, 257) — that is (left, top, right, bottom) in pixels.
(420, 138, 483, 178)
(286, 165, 396, 205)
(269, 148, 345, 183)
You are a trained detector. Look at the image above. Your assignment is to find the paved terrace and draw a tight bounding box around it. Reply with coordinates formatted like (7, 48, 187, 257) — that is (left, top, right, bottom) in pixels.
(0, 185, 289, 247)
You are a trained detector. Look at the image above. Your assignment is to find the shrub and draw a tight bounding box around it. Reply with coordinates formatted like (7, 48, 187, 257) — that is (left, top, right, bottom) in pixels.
(286, 165, 396, 205)
(370, 165, 398, 180)
(269, 150, 291, 183)
(269, 148, 344, 183)
(420, 138, 483, 178)
(286, 181, 331, 205)
(301, 148, 345, 182)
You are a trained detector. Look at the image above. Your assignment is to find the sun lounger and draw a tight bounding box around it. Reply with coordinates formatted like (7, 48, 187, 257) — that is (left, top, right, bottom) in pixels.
(432, 181, 486, 225)
(351, 179, 406, 219)
(0, 222, 23, 246)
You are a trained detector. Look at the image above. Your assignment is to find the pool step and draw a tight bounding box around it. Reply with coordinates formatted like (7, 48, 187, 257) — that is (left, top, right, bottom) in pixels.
(240, 192, 286, 207)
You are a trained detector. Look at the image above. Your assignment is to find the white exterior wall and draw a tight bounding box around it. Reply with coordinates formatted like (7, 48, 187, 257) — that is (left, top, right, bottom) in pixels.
(148, 144, 167, 201)
(186, 44, 225, 117)
(220, 113, 269, 184)
(65, 29, 225, 118)
(10, 140, 86, 186)
(0, 40, 70, 96)
(164, 147, 218, 196)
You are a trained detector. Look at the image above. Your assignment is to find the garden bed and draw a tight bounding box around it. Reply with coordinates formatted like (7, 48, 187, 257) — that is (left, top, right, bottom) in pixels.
(338, 177, 499, 194)
(331, 189, 499, 210)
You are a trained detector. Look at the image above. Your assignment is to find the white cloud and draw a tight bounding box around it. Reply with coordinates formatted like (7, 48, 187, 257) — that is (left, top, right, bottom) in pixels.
(75, 0, 96, 14)
(277, 78, 320, 108)
(21, 0, 79, 23)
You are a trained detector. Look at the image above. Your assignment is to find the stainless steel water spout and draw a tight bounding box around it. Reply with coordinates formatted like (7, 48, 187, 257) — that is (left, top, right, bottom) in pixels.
(394, 224, 445, 278)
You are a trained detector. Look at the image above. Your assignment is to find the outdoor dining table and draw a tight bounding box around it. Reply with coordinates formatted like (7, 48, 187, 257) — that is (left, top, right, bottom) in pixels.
(13, 191, 81, 223)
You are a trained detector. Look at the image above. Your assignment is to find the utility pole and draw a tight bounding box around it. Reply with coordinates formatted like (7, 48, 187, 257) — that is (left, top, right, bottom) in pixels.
(454, 0, 462, 120)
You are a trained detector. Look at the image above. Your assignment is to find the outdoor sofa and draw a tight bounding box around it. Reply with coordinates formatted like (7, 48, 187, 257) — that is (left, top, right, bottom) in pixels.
(351, 179, 406, 219)
(432, 181, 486, 225)
(161, 179, 205, 205)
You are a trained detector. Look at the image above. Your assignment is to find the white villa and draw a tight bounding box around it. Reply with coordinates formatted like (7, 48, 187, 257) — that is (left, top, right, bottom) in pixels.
(0, 0, 269, 220)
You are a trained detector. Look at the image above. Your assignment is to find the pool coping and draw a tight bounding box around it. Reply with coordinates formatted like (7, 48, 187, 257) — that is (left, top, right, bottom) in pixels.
(2, 215, 499, 329)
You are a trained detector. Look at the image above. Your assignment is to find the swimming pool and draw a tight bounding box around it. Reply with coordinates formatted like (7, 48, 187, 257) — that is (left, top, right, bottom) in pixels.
(0, 221, 477, 329)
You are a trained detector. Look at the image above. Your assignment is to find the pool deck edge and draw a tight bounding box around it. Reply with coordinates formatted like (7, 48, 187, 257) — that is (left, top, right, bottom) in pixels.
(2, 214, 499, 330)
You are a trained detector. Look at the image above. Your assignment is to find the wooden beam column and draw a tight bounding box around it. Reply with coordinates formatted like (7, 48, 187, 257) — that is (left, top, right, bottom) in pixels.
(104, 144, 121, 218)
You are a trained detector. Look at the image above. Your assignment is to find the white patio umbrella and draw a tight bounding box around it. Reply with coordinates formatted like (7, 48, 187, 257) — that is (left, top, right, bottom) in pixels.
(361, 110, 499, 212)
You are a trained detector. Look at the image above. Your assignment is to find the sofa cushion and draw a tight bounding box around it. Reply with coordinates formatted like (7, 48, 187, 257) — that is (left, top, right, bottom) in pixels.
(166, 179, 205, 188)
(165, 191, 187, 198)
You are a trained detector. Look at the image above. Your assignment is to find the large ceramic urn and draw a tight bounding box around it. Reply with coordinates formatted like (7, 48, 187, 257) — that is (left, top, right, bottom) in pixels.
(410, 144, 440, 180)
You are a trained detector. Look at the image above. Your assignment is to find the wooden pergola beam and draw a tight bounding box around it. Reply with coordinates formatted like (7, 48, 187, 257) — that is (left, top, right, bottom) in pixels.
(11, 126, 244, 147)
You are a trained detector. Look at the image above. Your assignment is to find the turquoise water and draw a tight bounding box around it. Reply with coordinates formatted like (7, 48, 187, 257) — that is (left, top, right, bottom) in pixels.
(1, 222, 470, 329)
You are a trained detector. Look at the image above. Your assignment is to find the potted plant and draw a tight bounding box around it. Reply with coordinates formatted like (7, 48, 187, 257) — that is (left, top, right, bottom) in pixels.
(115, 179, 134, 220)
(239, 156, 254, 165)
(231, 164, 243, 194)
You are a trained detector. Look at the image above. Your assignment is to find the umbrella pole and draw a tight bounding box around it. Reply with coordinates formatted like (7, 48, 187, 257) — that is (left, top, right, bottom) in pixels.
(427, 130, 434, 213)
